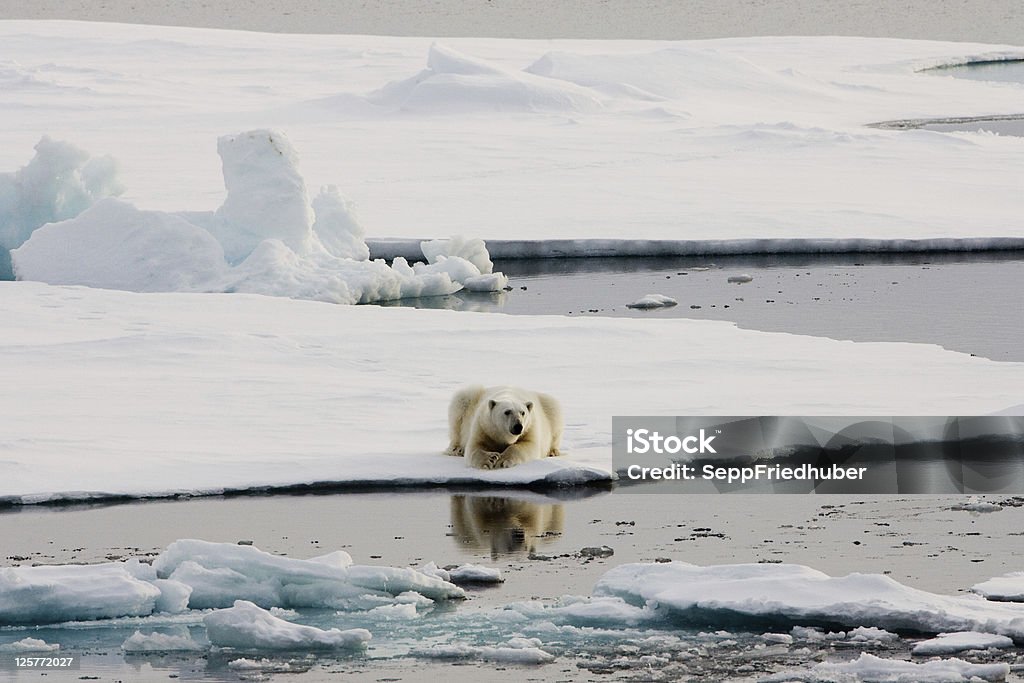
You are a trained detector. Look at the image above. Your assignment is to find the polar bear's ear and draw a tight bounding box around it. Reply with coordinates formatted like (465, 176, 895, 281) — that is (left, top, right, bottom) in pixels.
(525, 401, 533, 411)
(488, 399, 496, 410)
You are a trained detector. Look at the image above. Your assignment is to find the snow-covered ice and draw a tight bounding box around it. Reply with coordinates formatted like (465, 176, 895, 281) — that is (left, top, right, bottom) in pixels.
(626, 294, 678, 309)
(593, 562, 1024, 639)
(763, 653, 1010, 683)
(847, 626, 900, 643)
(412, 636, 555, 665)
(0, 637, 60, 653)
(447, 564, 504, 584)
(204, 600, 371, 650)
(973, 572, 1024, 602)
(153, 539, 465, 609)
(10, 130, 505, 304)
(121, 630, 206, 652)
(2, 22, 1023, 256)
(912, 631, 1014, 656)
(1, 539, 464, 625)
(0, 560, 169, 625)
(4, 283, 1024, 502)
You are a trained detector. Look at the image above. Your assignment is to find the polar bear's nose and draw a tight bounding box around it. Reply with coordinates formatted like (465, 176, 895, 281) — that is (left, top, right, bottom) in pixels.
(511, 422, 523, 435)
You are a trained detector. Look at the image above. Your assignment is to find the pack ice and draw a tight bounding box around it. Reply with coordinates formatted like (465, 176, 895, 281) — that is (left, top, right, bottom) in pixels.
(0, 539, 464, 626)
(589, 562, 1024, 640)
(8, 130, 506, 303)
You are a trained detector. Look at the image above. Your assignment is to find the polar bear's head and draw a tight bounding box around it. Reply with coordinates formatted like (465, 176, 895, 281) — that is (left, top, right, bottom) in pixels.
(488, 397, 533, 442)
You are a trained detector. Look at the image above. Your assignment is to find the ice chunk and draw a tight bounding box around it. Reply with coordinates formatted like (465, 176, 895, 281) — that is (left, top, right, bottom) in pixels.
(626, 294, 678, 309)
(594, 562, 1024, 639)
(212, 130, 314, 263)
(418, 562, 450, 583)
(507, 595, 660, 627)
(912, 631, 1014, 655)
(848, 626, 899, 642)
(762, 632, 793, 644)
(413, 637, 555, 664)
(152, 579, 192, 614)
(447, 564, 504, 584)
(204, 600, 371, 650)
(463, 273, 509, 292)
(0, 637, 60, 653)
(10, 130, 477, 305)
(312, 185, 368, 261)
(154, 539, 464, 609)
(368, 603, 419, 619)
(727, 274, 754, 283)
(12, 198, 227, 291)
(763, 653, 1009, 682)
(0, 136, 122, 254)
(973, 572, 1024, 602)
(421, 235, 493, 274)
(121, 630, 206, 652)
(0, 562, 161, 625)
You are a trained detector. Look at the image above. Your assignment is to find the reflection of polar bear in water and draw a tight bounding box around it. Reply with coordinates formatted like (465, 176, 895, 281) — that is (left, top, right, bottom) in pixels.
(446, 385, 563, 469)
(450, 495, 564, 558)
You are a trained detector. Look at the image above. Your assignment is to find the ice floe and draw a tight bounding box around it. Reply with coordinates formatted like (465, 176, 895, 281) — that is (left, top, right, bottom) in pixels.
(763, 653, 1010, 682)
(1, 540, 463, 625)
(121, 630, 206, 652)
(912, 631, 1014, 656)
(626, 294, 678, 309)
(204, 600, 371, 650)
(593, 562, 1024, 639)
(0, 637, 60, 653)
(4, 284, 1024, 502)
(973, 573, 1024, 602)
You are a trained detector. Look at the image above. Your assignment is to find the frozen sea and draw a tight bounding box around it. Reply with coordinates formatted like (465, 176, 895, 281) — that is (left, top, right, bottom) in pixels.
(3, 3, 1024, 682)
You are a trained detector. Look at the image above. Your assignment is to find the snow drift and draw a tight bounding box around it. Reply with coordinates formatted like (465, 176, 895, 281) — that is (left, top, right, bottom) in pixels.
(10, 130, 506, 303)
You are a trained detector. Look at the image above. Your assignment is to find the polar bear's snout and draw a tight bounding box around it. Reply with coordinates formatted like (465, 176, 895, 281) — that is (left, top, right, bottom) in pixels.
(511, 421, 524, 436)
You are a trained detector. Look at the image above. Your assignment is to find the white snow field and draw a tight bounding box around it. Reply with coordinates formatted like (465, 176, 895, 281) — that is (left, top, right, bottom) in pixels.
(0, 20, 1023, 264)
(4, 282, 1024, 502)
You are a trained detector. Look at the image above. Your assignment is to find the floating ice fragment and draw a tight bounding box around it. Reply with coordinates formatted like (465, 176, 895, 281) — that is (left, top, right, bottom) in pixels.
(447, 564, 504, 584)
(626, 294, 677, 309)
(121, 630, 206, 652)
(848, 625, 900, 642)
(727, 274, 754, 283)
(0, 638, 60, 653)
(594, 561, 1024, 639)
(762, 652, 1009, 682)
(972, 572, 1024, 602)
(204, 600, 371, 650)
(912, 631, 1014, 656)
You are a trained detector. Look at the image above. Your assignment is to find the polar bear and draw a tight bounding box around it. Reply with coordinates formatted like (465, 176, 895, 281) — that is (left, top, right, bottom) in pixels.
(446, 385, 563, 469)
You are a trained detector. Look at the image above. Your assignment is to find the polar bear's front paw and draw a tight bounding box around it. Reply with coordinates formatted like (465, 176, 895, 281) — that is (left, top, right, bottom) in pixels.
(472, 451, 502, 469)
(446, 444, 464, 457)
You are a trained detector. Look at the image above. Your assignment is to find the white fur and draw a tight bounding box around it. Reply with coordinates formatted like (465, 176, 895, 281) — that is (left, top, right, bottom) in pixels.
(446, 385, 563, 470)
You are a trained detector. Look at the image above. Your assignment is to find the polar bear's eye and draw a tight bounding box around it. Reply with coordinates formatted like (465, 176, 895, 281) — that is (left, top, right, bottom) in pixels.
(504, 409, 512, 416)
